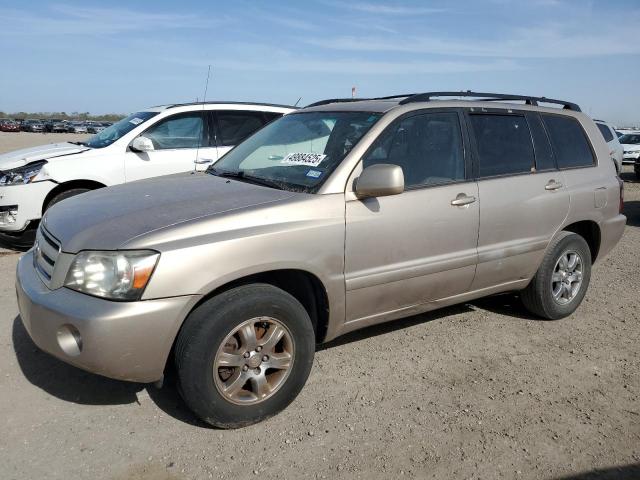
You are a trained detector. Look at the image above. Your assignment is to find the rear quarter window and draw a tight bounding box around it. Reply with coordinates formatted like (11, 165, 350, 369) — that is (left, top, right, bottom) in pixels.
(542, 115, 595, 169)
(596, 123, 614, 143)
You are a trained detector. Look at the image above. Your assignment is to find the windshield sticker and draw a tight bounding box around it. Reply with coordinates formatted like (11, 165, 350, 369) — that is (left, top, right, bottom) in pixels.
(306, 169, 323, 178)
(281, 152, 326, 167)
(129, 118, 144, 125)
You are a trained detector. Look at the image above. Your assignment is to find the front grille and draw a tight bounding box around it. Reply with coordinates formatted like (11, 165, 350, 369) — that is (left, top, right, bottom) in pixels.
(34, 225, 61, 286)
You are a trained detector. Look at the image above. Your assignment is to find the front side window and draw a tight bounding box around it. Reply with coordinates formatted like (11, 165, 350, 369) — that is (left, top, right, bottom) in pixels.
(470, 114, 535, 178)
(362, 112, 465, 188)
(210, 111, 381, 192)
(542, 115, 595, 169)
(85, 111, 158, 149)
(216, 111, 274, 147)
(143, 113, 205, 150)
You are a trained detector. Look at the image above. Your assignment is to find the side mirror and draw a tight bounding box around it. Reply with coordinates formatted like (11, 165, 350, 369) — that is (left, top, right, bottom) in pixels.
(130, 136, 154, 152)
(354, 164, 404, 198)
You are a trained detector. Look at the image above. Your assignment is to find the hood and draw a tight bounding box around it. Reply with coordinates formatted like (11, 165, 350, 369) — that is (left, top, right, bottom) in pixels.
(621, 143, 640, 152)
(0, 142, 90, 170)
(43, 173, 297, 252)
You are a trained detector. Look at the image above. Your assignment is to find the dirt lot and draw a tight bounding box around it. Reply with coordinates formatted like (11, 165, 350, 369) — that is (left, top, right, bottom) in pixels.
(0, 133, 638, 480)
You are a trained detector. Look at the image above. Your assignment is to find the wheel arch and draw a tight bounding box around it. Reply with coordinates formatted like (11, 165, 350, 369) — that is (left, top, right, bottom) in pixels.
(42, 179, 107, 213)
(562, 220, 601, 263)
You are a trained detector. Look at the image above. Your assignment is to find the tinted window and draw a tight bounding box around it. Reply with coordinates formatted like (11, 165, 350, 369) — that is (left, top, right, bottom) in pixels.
(216, 111, 270, 146)
(542, 115, 595, 168)
(596, 123, 614, 142)
(363, 112, 465, 188)
(144, 113, 204, 150)
(470, 114, 534, 177)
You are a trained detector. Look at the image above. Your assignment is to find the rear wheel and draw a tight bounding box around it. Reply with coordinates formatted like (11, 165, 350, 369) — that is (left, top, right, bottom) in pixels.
(521, 231, 592, 320)
(175, 284, 315, 428)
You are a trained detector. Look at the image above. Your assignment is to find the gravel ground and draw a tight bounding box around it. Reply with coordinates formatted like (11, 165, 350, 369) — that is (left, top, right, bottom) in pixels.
(0, 134, 638, 480)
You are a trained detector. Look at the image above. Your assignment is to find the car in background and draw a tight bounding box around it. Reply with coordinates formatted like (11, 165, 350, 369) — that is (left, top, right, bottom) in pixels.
(21, 119, 45, 132)
(0, 119, 20, 132)
(44, 119, 68, 133)
(594, 120, 624, 174)
(618, 132, 640, 165)
(86, 122, 107, 134)
(66, 121, 88, 134)
(0, 101, 294, 245)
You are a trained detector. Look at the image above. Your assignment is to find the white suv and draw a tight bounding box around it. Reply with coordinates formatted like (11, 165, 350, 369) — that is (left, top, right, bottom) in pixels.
(0, 102, 294, 244)
(594, 120, 623, 174)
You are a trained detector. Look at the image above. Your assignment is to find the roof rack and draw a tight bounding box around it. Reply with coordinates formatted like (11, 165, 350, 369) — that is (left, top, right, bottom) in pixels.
(398, 91, 581, 112)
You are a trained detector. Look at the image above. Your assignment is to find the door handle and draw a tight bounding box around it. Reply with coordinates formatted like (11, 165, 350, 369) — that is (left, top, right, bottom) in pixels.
(545, 180, 563, 191)
(451, 193, 476, 206)
(195, 158, 214, 164)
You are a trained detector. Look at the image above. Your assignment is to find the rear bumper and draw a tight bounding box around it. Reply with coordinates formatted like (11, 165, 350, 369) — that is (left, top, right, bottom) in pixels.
(0, 181, 55, 232)
(16, 250, 201, 383)
(598, 214, 626, 261)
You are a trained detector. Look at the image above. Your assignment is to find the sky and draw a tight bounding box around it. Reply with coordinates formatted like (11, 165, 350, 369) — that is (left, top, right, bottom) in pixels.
(1, 0, 639, 125)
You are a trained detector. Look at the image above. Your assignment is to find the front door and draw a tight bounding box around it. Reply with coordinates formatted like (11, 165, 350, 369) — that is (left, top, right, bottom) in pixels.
(125, 111, 216, 182)
(344, 110, 480, 325)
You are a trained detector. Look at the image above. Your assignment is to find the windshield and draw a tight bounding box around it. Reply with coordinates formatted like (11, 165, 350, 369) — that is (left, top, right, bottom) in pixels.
(208, 111, 382, 192)
(618, 134, 640, 145)
(85, 111, 158, 149)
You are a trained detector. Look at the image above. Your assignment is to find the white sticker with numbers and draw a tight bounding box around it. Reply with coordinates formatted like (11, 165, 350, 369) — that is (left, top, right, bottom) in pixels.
(281, 152, 326, 167)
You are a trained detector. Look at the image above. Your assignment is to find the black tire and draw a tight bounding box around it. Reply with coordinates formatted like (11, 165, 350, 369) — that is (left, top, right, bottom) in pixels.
(175, 283, 315, 428)
(46, 188, 90, 210)
(521, 231, 592, 320)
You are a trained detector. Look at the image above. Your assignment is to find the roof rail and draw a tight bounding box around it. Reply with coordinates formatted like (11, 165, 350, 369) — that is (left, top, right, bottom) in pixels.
(161, 101, 297, 109)
(305, 98, 373, 108)
(398, 91, 581, 112)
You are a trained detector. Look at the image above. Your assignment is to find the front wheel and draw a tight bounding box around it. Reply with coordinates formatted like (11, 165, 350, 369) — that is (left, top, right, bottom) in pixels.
(175, 284, 315, 428)
(521, 231, 592, 320)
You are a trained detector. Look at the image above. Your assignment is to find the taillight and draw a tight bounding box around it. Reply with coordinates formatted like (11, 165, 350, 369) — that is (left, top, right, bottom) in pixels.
(617, 176, 624, 214)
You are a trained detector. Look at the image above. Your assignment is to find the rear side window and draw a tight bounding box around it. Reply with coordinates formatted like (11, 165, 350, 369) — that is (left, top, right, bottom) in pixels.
(596, 123, 614, 142)
(216, 111, 272, 147)
(469, 114, 535, 177)
(542, 115, 595, 168)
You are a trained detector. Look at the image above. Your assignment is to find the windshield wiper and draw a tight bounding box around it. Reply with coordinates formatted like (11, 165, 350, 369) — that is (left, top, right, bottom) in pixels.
(208, 169, 285, 190)
(68, 141, 88, 146)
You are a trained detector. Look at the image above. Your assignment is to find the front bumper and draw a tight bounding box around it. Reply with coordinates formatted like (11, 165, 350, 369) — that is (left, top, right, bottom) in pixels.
(0, 181, 55, 232)
(16, 250, 200, 383)
(622, 152, 640, 164)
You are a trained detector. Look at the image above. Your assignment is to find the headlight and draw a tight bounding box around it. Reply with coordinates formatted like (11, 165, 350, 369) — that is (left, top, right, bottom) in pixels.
(64, 250, 160, 301)
(0, 161, 47, 186)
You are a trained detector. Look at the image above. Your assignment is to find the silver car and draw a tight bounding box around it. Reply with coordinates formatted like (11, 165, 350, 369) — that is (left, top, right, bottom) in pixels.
(16, 92, 626, 428)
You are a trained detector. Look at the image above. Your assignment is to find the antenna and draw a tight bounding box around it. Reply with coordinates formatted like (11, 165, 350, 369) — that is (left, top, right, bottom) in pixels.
(193, 65, 212, 173)
(294, 97, 302, 107)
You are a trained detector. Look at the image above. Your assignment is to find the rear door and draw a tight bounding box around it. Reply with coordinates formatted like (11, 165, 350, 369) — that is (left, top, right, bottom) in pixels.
(467, 110, 569, 290)
(213, 111, 282, 160)
(125, 111, 215, 181)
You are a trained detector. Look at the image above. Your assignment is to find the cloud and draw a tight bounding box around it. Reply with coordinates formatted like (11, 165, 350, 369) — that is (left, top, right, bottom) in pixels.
(327, 1, 446, 15)
(0, 4, 218, 36)
(304, 21, 640, 59)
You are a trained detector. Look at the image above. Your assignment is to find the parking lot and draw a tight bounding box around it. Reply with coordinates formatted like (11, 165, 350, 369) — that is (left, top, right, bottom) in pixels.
(0, 133, 638, 480)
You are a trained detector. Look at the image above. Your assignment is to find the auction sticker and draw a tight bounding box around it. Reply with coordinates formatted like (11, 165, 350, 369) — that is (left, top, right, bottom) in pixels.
(281, 152, 326, 167)
(129, 118, 144, 125)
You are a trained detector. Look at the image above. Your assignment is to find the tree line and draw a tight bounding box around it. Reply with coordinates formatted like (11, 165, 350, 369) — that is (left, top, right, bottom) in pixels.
(0, 111, 125, 122)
